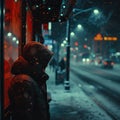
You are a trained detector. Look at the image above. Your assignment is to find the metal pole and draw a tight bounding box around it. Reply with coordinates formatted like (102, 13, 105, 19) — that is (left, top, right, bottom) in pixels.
(64, 8, 95, 90)
(55, 42, 60, 85)
(33, 20, 43, 43)
(64, 19, 70, 90)
(0, 0, 4, 119)
(19, 0, 26, 56)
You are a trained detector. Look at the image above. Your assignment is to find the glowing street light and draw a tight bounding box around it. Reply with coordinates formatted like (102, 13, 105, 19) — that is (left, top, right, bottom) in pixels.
(16, 40, 19, 44)
(12, 37, 17, 41)
(77, 24, 82, 29)
(63, 40, 67, 44)
(7, 32, 12, 37)
(93, 9, 100, 15)
(70, 32, 75, 36)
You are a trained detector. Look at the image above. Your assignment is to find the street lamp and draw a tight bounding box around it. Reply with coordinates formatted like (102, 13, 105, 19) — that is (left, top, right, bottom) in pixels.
(64, 19, 71, 90)
(77, 24, 82, 29)
(70, 32, 75, 36)
(64, 8, 100, 90)
(93, 9, 100, 15)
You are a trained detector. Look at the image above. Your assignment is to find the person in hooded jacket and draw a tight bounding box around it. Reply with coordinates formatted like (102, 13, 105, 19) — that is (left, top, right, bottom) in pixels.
(4, 59, 12, 110)
(5, 41, 53, 120)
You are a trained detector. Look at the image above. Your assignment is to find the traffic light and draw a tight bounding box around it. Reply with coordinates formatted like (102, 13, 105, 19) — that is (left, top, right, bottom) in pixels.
(74, 41, 78, 46)
(83, 44, 87, 48)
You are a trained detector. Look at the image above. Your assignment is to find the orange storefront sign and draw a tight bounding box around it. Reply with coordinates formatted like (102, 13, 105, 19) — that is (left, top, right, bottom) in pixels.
(94, 33, 118, 41)
(94, 33, 103, 41)
(104, 37, 118, 41)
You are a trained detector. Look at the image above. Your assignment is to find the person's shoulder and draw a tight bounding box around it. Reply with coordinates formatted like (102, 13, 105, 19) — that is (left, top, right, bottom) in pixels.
(8, 74, 36, 98)
(11, 74, 33, 83)
(9, 74, 36, 90)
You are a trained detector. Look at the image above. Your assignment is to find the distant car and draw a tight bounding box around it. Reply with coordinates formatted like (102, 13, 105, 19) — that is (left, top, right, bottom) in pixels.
(82, 58, 90, 64)
(101, 59, 114, 69)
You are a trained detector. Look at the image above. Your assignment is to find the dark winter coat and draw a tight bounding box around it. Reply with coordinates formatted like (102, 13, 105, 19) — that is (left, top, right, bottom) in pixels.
(8, 56, 50, 120)
(59, 59, 66, 71)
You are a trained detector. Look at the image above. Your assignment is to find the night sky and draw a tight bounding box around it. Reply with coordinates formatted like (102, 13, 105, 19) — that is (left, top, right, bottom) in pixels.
(51, 0, 120, 44)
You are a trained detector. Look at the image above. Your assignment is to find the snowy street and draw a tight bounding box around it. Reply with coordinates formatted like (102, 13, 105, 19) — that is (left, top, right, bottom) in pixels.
(47, 62, 120, 120)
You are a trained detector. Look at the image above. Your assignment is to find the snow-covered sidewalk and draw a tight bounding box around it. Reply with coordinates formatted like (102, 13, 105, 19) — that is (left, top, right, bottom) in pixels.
(46, 68, 112, 120)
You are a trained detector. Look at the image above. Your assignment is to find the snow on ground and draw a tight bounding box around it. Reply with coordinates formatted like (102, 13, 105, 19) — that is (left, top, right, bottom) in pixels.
(71, 64, 120, 95)
(46, 68, 113, 120)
